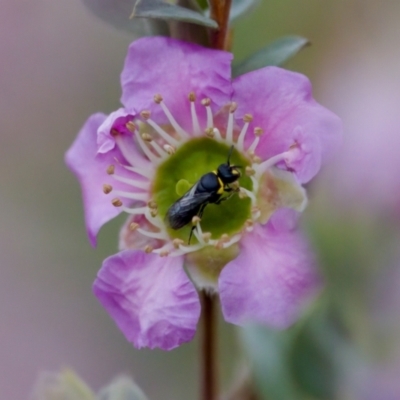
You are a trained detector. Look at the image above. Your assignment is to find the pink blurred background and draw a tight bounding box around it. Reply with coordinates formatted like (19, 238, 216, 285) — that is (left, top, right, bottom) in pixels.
(1, 0, 400, 398)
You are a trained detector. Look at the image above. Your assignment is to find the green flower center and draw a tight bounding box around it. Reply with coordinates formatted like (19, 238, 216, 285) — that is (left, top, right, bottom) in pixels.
(152, 137, 252, 243)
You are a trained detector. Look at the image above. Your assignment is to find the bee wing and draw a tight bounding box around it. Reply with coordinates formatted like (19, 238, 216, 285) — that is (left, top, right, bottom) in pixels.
(166, 185, 212, 230)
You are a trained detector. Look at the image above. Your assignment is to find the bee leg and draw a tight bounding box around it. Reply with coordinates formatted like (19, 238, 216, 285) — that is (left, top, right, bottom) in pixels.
(188, 204, 207, 245)
(215, 191, 236, 205)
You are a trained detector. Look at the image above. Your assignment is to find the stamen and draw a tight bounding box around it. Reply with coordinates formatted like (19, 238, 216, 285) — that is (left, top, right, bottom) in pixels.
(118, 163, 152, 179)
(245, 166, 255, 176)
(107, 165, 115, 175)
(114, 135, 150, 169)
(112, 198, 122, 207)
(147, 200, 158, 209)
(205, 127, 214, 138)
(254, 151, 291, 176)
(189, 92, 201, 135)
(153, 94, 189, 140)
(163, 144, 176, 155)
(144, 208, 165, 230)
(172, 238, 185, 249)
(247, 127, 263, 154)
(112, 174, 149, 190)
(212, 127, 222, 141)
(240, 187, 257, 205)
(144, 245, 153, 254)
(134, 130, 160, 164)
(237, 114, 252, 151)
(146, 137, 168, 159)
(113, 190, 148, 202)
(103, 184, 113, 194)
(201, 98, 213, 129)
(226, 102, 237, 143)
(222, 234, 242, 249)
(215, 234, 230, 250)
(145, 117, 180, 148)
(153, 244, 173, 256)
(192, 216, 201, 225)
(137, 228, 168, 240)
(244, 219, 254, 232)
(126, 121, 136, 133)
(129, 222, 139, 231)
(202, 232, 212, 243)
(121, 206, 148, 215)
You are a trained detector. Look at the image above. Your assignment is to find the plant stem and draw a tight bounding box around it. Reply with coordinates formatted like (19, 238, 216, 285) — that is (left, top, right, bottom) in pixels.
(209, 0, 232, 49)
(200, 292, 218, 400)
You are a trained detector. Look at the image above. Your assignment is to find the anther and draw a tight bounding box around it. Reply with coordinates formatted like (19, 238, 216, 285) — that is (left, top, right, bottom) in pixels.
(205, 127, 214, 138)
(251, 206, 260, 214)
(144, 245, 153, 253)
(103, 184, 113, 194)
(154, 94, 163, 104)
(160, 249, 170, 257)
(229, 102, 238, 113)
(150, 209, 158, 217)
(245, 219, 254, 229)
(129, 222, 139, 231)
(230, 181, 240, 190)
(106, 165, 115, 175)
(188, 92, 196, 102)
(243, 114, 253, 123)
(112, 198, 123, 207)
(252, 156, 262, 164)
(140, 110, 151, 120)
(110, 128, 119, 137)
(254, 127, 264, 136)
(172, 238, 184, 249)
(245, 166, 256, 176)
(147, 200, 158, 209)
(202, 232, 212, 243)
(126, 121, 136, 133)
(192, 216, 201, 225)
(238, 189, 248, 199)
(141, 133, 152, 142)
(215, 234, 230, 249)
(163, 144, 176, 155)
(201, 98, 211, 106)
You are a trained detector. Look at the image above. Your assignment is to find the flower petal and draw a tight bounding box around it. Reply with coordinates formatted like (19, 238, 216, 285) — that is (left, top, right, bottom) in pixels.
(93, 250, 201, 350)
(233, 67, 342, 183)
(65, 114, 148, 246)
(219, 223, 321, 328)
(120, 36, 233, 132)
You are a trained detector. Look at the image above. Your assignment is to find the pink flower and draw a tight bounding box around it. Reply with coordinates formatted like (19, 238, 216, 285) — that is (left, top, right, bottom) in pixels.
(65, 37, 342, 350)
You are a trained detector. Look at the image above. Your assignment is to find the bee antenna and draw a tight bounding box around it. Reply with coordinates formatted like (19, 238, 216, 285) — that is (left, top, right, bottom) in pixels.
(227, 145, 234, 165)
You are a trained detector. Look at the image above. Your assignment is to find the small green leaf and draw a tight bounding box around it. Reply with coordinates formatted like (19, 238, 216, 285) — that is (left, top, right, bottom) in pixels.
(232, 36, 310, 77)
(82, 0, 169, 36)
(230, 0, 260, 23)
(132, 0, 218, 28)
(241, 325, 302, 400)
(98, 376, 148, 400)
(31, 369, 96, 400)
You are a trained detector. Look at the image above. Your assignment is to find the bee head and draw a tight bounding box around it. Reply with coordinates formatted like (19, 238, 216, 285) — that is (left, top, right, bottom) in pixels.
(217, 163, 241, 184)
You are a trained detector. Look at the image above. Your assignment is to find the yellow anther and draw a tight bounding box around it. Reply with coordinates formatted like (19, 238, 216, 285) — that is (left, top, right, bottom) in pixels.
(201, 98, 211, 106)
(243, 114, 253, 123)
(202, 232, 212, 243)
(150, 209, 158, 217)
(129, 222, 139, 231)
(147, 200, 158, 209)
(154, 94, 163, 104)
(245, 166, 256, 176)
(252, 156, 262, 164)
(140, 110, 151, 120)
(254, 127, 264, 136)
(172, 238, 184, 249)
(192, 216, 201, 225)
(238, 190, 248, 199)
(160, 250, 170, 257)
(126, 121, 136, 133)
(205, 127, 214, 138)
(112, 198, 123, 207)
(144, 245, 153, 253)
(163, 144, 176, 155)
(103, 184, 113, 194)
(188, 92, 196, 102)
(106, 165, 115, 175)
(141, 133, 152, 142)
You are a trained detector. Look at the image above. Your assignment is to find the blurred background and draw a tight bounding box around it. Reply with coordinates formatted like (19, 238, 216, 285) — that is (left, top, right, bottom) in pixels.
(1, 0, 400, 398)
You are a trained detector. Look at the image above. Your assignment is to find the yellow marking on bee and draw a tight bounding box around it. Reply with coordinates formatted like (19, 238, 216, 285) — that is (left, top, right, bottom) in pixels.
(232, 169, 239, 175)
(217, 177, 224, 194)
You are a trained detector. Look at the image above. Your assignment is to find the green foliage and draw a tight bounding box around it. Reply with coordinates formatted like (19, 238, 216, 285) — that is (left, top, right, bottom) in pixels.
(132, 0, 218, 28)
(232, 36, 309, 77)
(230, 0, 261, 24)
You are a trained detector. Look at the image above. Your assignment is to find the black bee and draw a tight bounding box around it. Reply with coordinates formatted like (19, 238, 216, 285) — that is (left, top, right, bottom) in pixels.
(166, 146, 241, 244)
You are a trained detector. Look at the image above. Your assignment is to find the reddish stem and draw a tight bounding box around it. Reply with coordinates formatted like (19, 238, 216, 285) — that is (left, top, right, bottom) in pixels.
(209, 0, 232, 49)
(200, 292, 218, 400)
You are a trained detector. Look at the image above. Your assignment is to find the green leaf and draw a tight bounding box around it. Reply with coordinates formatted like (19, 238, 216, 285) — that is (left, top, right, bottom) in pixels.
(98, 376, 148, 400)
(230, 0, 261, 23)
(241, 325, 302, 400)
(168, 0, 211, 46)
(232, 36, 310, 77)
(31, 369, 96, 400)
(82, 0, 169, 36)
(132, 0, 218, 28)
